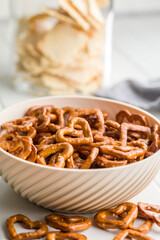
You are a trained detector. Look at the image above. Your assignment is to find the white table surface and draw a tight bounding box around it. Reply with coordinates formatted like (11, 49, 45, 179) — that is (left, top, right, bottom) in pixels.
(0, 14, 160, 239)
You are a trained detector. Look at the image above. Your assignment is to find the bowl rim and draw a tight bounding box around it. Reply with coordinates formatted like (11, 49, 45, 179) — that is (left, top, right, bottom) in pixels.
(0, 95, 160, 173)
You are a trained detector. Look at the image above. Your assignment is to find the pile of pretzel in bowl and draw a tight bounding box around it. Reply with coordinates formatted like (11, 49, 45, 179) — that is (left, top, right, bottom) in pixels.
(0, 105, 159, 168)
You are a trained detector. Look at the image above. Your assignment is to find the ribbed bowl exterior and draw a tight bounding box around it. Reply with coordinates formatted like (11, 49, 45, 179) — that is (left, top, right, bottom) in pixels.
(0, 96, 160, 213)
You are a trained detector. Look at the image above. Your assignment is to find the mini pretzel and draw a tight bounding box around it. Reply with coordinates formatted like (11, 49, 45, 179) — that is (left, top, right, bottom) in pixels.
(45, 214, 92, 232)
(69, 108, 105, 133)
(148, 124, 159, 153)
(80, 147, 99, 169)
(100, 141, 147, 161)
(138, 202, 160, 227)
(47, 108, 65, 132)
(128, 219, 153, 234)
(0, 132, 17, 143)
(116, 109, 148, 126)
(94, 202, 138, 230)
(91, 133, 109, 147)
(0, 137, 32, 160)
(46, 232, 87, 240)
(25, 105, 49, 117)
(96, 155, 127, 168)
(56, 117, 93, 145)
(38, 143, 74, 167)
(120, 123, 151, 146)
(34, 115, 50, 132)
(65, 156, 77, 169)
(114, 229, 154, 240)
(27, 145, 37, 162)
(6, 214, 48, 240)
(2, 116, 37, 132)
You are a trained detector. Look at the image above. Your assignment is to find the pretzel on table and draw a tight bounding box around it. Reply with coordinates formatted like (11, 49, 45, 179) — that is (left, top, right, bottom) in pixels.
(45, 214, 92, 232)
(114, 229, 154, 240)
(94, 202, 138, 230)
(6, 214, 48, 240)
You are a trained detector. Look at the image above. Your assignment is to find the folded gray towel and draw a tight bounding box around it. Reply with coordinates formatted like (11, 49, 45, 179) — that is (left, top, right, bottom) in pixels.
(96, 79, 160, 110)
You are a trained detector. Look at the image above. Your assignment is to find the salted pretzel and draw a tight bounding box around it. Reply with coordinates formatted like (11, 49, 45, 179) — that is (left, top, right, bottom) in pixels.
(96, 155, 127, 168)
(0, 137, 32, 160)
(120, 123, 151, 146)
(128, 219, 153, 234)
(38, 143, 74, 167)
(2, 116, 37, 132)
(69, 108, 105, 133)
(94, 202, 138, 230)
(100, 141, 147, 161)
(80, 147, 99, 169)
(6, 214, 48, 240)
(65, 156, 77, 169)
(114, 229, 154, 240)
(46, 232, 87, 240)
(148, 124, 159, 154)
(34, 115, 50, 132)
(0, 132, 18, 143)
(45, 214, 92, 232)
(56, 117, 93, 145)
(47, 108, 65, 132)
(138, 202, 160, 227)
(116, 109, 148, 126)
(25, 105, 51, 117)
(27, 145, 37, 162)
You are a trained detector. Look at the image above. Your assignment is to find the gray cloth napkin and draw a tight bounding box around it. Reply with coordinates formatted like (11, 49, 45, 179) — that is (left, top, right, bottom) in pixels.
(96, 79, 160, 110)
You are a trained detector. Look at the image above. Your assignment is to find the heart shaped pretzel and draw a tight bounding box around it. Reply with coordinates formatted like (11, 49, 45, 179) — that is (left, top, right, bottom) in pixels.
(6, 214, 48, 240)
(38, 143, 74, 167)
(94, 202, 138, 230)
(56, 117, 93, 145)
(120, 123, 151, 146)
(138, 202, 160, 227)
(100, 141, 147, 161)
(128, 219, 153, 234)
(45, 214, 92, 232)
(116, 109, 148, 126)
(46, 232, 87, 240)
(0, 137, 32, 160)
(2, 116, 37, 132)
(69, 108, 105, 134)
(114, 229, 154, 240)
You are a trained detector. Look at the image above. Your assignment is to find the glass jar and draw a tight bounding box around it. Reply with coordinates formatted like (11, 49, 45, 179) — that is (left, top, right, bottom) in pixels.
(10, 0, 114, 96)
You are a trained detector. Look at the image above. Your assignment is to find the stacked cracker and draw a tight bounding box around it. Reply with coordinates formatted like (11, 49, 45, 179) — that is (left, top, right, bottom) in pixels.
(16, 0, 107, 95)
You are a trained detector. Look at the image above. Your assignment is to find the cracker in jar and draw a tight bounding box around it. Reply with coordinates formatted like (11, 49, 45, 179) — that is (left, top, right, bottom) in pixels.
(45, 60, 102, 85)
(41, 7, 77, 25)
(58, 0, 90, 31)
(87, 0, 105, 26)
(36, 22, 89, 65)
(69, 0, 102, 29)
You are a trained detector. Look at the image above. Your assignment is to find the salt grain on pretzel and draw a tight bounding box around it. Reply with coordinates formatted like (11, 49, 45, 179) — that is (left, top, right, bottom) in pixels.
(45, 214, 92, 232)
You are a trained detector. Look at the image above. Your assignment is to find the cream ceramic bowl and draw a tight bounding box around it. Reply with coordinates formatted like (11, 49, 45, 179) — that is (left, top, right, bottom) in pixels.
(0, 96, 160, 213)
